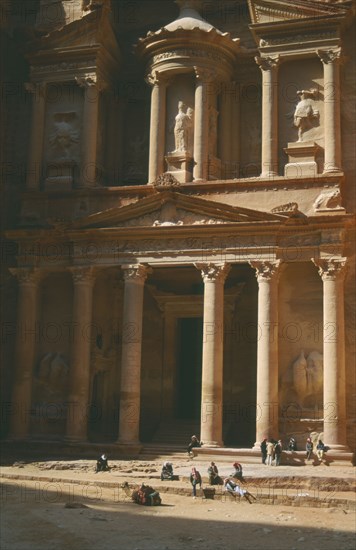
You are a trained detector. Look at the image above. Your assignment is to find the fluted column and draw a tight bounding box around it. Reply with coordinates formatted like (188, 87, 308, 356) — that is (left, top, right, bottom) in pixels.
(76, 76, 101, 187)
(66, 267, 95, 441)
(147, 71, 167, 183)
(25, 82, 46, 190)
(193, 68, 210, 181)
(317, 49, 342, 173)
(195, 262, 231, 447)
(255, 56, 279, 178)
(9, 268, 43, 439)
(118, 264, 151, 444)
(250, 260, 281, 444)
(313, 258, 348, 450)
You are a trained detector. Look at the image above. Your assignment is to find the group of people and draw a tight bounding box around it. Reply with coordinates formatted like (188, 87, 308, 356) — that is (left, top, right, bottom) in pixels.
(190, 461, 255, 502)
(260, 436, 327, 465)
(260, 438, 284, 466)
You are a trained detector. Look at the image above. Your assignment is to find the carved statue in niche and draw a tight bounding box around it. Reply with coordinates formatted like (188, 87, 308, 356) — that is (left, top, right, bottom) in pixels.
(283, 349, 323, 410)
(208, 105, 218, 157)
(293, 89, 319, 142)
(35, 352, 69, 403)
(172, 101, 194, 155)
(49, 112, 79, 159)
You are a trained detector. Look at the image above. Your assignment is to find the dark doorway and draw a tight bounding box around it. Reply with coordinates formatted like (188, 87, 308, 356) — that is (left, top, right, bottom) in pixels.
(176, 317, 203, 420)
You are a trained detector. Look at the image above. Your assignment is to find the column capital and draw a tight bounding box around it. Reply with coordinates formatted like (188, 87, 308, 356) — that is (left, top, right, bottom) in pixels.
(145, 70, 169, 87)
(9, 267, 44, 286)
(122, 264, 152, 283)
(317, 48, 342, 65)
(75, 74, 107, 92)
(193, 66, 214, 82)
(195, 262, 231, 283)
(24, 82, 46, 97)
(250, 260, 282, 282)
(254, 55, 280, 71)
(312, 257, 347, 281)
(69, 266, 95, 285)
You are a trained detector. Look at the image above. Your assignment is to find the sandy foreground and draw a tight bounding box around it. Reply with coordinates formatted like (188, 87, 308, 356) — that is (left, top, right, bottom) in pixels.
(1, 459, 355, 550)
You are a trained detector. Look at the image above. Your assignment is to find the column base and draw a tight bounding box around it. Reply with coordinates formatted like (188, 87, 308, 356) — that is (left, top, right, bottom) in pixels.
(323, 443, 351, 453)
(202, 441, 224, 448)
(260, 171, 278, 178)
(115, 442, 143, 455)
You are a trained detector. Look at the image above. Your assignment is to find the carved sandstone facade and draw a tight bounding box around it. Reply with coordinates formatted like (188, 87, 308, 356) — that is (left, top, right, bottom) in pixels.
(2, 0, 355, 457)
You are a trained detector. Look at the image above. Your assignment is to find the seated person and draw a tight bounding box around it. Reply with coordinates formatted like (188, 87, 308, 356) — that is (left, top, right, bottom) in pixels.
(231, 462, 244, 482)
(224, 477, 256, 504)
(96, 454, 109, 473)
(207, 462, 223, 485)
(288, 437, 297, 451)
(187, 435, 202, 456)
(160, 461, 174, 481)
(316, 439, 325, 461)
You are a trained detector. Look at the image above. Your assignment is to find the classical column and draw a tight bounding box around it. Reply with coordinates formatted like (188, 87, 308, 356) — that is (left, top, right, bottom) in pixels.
(313, 258, 348, 450)
(193, 68, 210, 181)
(250, 260, 281, 444)
(118, 264, 151, 444)
(195, 262, 231, 447)
(255, 56, 279, 178)
(230, 81, 240, 179)
(25, 82, 46, 190)
(219, 80, 232, 179)
(317, 49, 342, 173)
(147, 71, 167, 183)
(66, 267, 95, 441)
(76, 76, 101, 187)
(9, 268, 43, 439)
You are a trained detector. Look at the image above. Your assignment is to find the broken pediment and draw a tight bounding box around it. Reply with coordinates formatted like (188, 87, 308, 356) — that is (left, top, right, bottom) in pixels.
(248, 0, 349, 25)
(65, 191, 286, 230)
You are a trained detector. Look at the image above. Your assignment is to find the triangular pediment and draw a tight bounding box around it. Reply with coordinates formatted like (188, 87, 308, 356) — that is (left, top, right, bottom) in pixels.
(248, 0, 349, 25)
(64, 191, 286, 231)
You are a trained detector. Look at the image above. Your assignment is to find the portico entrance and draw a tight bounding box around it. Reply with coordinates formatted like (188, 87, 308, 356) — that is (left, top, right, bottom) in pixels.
(176, 317, 203, 420)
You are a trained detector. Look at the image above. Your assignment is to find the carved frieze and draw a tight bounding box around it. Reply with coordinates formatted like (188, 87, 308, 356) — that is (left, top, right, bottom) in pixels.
(313, 188, 343, 211)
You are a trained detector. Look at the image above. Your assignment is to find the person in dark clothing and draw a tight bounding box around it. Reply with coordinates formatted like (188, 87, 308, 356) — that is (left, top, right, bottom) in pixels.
(207, 462, 223, 485)
(274, 440, 283, 466)
(160, 462, 174, 481)
(187, 435, 202, 456)
(260, 438, 268, 464)
(316, 439, 325, 461)
(231, 462, 245, 482)
(305, 438, 314, 460)
(95, 454, 109, 473)
(288, 437, 297, 451)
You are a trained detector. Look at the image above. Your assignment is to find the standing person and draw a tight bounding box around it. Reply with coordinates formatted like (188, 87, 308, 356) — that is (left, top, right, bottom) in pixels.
(288, 437, 297, 451)
(207, 462, 223, 485)
(190, 467, 202, 498)
(305, 438, 314, 460)
(187, 435, 201, 456)
(260, 437, 268, 464)
(274, 440, 283, 466)
(316, 439, 325, 461)
(266, 440, 275, 466)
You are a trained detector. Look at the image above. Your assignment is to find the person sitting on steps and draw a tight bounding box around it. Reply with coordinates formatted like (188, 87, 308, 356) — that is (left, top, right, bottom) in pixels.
(187, 435, 202, 457)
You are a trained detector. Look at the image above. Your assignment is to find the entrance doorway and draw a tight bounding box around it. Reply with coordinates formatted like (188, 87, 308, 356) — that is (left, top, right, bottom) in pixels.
(176, 317, 203, 420)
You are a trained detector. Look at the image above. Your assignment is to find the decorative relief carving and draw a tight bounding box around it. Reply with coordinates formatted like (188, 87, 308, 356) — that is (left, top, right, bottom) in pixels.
(249, 260, 281, 281)
(153, 173, 180, 188)
(195, 262, 231, 283)
(31, 60, 95, 75)
(35, 352, 69, 403)
(313, 258, 347, 281)
(313, 188, 343, 211)
(153, 49, 222, 65)
(49, 112, 79, 160)
(292, 89, 319, 142)
(281, 349, 323, 410)
(271, 202, 299, 214)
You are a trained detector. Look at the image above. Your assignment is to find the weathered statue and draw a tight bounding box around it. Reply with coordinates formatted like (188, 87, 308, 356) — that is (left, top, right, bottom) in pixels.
(292, 349, 308, 397)
(293, 89, 319, 142)
(173, 101, 194, 154)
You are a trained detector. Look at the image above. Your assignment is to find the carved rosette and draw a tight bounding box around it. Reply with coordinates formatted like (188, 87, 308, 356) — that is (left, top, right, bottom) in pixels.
(249, 260, 281, 283)
(9, 267, 44, 286)
(122, 264, 152, 284)
(254, 55, 280, 72)
(195, 263, 231, 284)
(69, 266, 95, 286)
(317, 48, 341, 65)
(313, 258, 347, 281)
